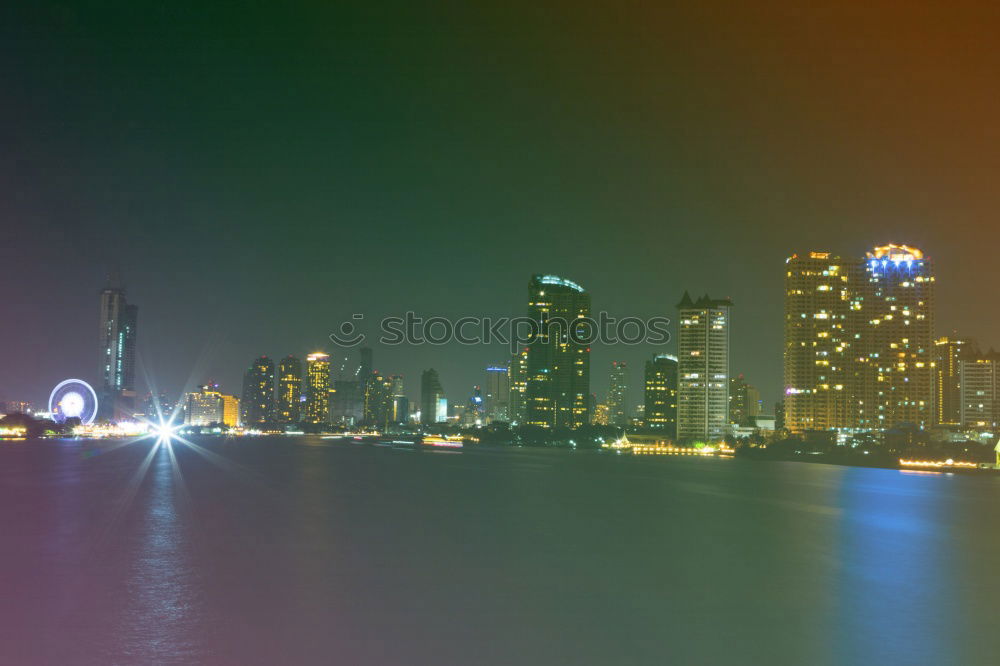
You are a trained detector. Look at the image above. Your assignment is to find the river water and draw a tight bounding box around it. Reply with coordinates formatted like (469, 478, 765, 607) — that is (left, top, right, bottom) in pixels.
(1, 436, 998, 665)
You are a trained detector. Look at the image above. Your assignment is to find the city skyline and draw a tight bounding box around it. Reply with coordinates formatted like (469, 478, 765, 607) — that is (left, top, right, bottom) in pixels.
(7, 3, 1000, 417)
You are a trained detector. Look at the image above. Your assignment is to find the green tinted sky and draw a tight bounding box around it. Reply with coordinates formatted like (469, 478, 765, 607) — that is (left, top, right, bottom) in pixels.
(3, 1, 999, 408)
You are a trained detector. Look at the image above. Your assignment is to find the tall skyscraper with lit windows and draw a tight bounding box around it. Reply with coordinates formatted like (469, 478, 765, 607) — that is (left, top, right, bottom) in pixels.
(935, 336, 974, 426)
(304, 352, 331, 424)
(782, 252, 863, 433)
(98, 277, 138, 420)
(524, 274, 591, 429)
(509, 348, 528, 424)
(606, 361, 629, 427)
(241, 356, 275, 425)
(275, 356, 302, 424)
(677, 292, 731, 442)
(783, 245, 935, 433)
(644, 354, 678, 435)
(484, 364, 511, 423)
(859, 245, 935, 429)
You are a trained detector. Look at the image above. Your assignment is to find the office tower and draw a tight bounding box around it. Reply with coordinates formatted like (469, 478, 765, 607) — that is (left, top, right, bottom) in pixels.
(934, 336, 973, 426)
(241, 356, 275, 425)
(304, 352, 331, 424)
(592, 403, 610, 425)
(729, 374, 761, 427)
(98, 277, 138, 420)
(420, 369, 445, 425)
(677, 292, 732, 443)
(275, 356, 302, 424)
(783, 252, 864, 433)
(524, 274, 592, 428)
(509, 348, 529, 424)
(606, 361, 629, 427)
(959, 350, 998, 429)
(484, 364, 511, 423)
(184, 384, 224, 426)
(860, 245, 935, 429)
(363, 372, 394, 429)
(644, 353, 678, 435)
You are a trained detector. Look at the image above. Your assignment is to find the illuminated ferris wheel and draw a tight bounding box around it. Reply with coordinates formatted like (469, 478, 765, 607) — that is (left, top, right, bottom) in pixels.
(48, 379, 99, 424)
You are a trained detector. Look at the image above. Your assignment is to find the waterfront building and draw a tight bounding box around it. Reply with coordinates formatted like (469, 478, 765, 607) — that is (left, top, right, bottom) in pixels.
(241, 356, 275, 425)
(484, 364, 510, 423)
(304, 352, 331, 424)
(420, 369, 445, 425)
(959, 352, 999, 429)
(275, 356, 302, 423)
(644, 353, 678, 435)
(524, 274, 591, 428)
(184, 384, 224, 426)
(98, 276, 138, 420)
(677, 292, 731, 442)
(607, 361, 629, 427)
(934, 336, 974, 426)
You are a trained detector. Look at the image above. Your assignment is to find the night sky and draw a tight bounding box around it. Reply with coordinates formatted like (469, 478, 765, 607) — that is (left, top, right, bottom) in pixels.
(3, 1, 1000, 411)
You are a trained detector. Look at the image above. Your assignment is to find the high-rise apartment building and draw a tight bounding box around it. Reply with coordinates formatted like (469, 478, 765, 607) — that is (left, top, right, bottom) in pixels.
(783, 245, 936, 432)
(644, 353, 678, 435)
(363, 372, 394, 429)
(934, 337, 972, 426)
(783, 252, 863, 432)
(959, 352, 998, 429)
(677, 292, 731, 442)
(304, 352, 331, 424)
(241, 356, 275, 425)
(275, 356, 302, 424)
(606, 361, 629, 427)
(509, 348, 528, 424)
(524, 274, 591, 429)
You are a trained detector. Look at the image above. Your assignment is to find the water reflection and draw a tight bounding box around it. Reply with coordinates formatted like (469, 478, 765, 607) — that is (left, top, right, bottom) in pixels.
(114, 441, 205, 662)
(834, 468, 955, 665)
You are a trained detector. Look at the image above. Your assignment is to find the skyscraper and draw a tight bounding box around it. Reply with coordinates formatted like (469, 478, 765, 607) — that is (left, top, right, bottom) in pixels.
(606, 361, 629, 426)
(241, 356, 275, 425)
(783, 252, 862, 433)
(304, 352, 331, 424)
(677, 292, 731, 443)
(959, 352, 999, 429)
(275, 356, 303, 424)
(644, 354, 678, 435)
(363, 372, 394, 429)
(729, 374, 761, 427)
(98, 278, 138, 420)
(509, 347, 528, 424)
(860, 245, 935, 429)
(935, 336, 974, 426)
(420, 369, 445, 425)
(484, 364, 510, 423)
(783, 245, 936, 433)
(524, 274, 591, 429)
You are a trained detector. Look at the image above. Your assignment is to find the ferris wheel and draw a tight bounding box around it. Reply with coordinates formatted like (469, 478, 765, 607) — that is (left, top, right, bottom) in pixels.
(49, 379, 99, 424)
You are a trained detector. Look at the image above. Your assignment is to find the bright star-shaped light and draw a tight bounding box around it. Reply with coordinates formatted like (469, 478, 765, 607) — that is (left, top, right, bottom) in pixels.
(150, 417, 180, 444)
